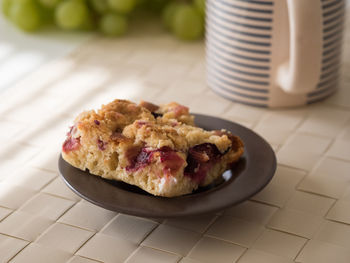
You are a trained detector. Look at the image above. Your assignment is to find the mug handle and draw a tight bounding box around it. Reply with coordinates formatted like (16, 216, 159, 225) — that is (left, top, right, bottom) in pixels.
(276, 0, 323, 94)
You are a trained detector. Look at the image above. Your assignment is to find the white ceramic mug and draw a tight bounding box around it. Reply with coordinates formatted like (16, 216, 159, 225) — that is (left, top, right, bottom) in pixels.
(206, 0, 345, 108)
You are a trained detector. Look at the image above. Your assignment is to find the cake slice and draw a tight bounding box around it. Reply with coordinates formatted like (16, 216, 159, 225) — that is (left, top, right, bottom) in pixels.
(62, 99, 244, 197)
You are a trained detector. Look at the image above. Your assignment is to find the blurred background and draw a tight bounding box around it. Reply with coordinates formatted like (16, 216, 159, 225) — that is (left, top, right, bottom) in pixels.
(0, 0, 205, 93)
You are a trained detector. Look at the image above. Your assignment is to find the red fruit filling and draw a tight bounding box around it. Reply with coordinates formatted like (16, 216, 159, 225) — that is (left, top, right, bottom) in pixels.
(66, 125, 75, 136)
(173, 105, 189, 117)
(94, 120, 100, 125)
(63, 125, 81, 153)
(126, 146, 184, 174)
(97, 139, 107, 151)
(62, 136, 80, 153)
(184, 143, 222, 183)
(125, 143, 224, 184)
(159, 147, 184, 175)
(136, 120, 149, 127)
(126, 148, 151, 171)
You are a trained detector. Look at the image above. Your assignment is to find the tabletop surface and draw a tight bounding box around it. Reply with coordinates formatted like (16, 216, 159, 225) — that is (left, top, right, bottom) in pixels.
(1, 6, 350, 263)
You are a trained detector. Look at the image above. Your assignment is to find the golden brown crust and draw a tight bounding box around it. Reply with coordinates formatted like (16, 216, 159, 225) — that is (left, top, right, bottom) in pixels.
(62, 99, 244, 197)
(139, 100, 159, 112)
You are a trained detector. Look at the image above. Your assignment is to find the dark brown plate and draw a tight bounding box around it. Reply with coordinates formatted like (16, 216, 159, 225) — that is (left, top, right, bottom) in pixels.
(58, 114, 276, 218)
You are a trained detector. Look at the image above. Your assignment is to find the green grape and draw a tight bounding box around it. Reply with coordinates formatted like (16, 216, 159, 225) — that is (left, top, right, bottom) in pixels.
(147, 0, 169, 14)
(38, 5, 55, 24)
(99, 13, 127, 36)
(162, 2, 182, 30)
(38, 0, 61, 8)
(107, 0, 136, 14)
(89, 0, 108, 14)
(2, 0, 12, 17)
(55, 0, 88, 30)
(172, 5, 203, 41)
(194, 0, 205, 16)
(9, 0, 42, 32)
(136, 0, 146, 6)
(80, 13, 95, 30)
(133, 0, 148, 11)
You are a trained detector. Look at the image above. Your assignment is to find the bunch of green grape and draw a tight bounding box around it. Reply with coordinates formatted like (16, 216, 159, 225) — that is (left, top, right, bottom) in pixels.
(2, 0, 205, 40)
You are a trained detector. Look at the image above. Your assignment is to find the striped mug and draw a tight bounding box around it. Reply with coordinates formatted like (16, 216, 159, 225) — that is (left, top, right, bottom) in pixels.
(206, 0, 345, 108)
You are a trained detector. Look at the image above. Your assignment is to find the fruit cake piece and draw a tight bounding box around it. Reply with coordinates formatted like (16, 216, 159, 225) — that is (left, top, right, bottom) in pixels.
(62, 99, 244, 197)
(139, 100, 194, 125)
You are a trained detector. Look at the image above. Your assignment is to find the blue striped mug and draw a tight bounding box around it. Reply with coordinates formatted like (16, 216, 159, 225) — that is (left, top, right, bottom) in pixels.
(206, 0, 345, 107)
